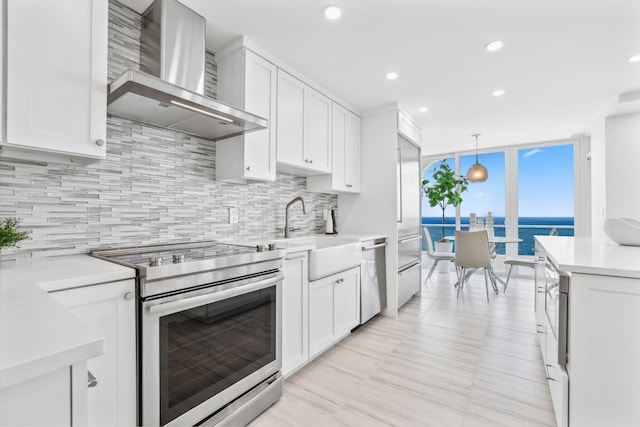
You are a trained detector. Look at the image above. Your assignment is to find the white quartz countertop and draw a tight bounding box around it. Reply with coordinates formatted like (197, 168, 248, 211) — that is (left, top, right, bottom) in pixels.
(535, 236, 640, 278)
(0, 255, 135, 388)
(231, 233, 387, 253)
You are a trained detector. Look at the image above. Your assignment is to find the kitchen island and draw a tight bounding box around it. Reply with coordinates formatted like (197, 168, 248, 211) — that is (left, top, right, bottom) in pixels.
(535, 236, 640, 427)
(0, 255, 135, 425)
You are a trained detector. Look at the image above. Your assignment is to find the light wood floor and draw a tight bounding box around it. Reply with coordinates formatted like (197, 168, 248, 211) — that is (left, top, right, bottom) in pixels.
(250, 267, 557, 427)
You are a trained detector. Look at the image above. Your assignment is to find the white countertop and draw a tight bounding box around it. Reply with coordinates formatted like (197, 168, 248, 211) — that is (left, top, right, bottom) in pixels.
(231, 233, 387, 253)
(0, 255, 135, 388)
(535, 236, 640, 279)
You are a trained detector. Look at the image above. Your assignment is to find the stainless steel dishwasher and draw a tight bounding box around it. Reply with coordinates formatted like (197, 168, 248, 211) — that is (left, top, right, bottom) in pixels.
(360, 238, 387, 324)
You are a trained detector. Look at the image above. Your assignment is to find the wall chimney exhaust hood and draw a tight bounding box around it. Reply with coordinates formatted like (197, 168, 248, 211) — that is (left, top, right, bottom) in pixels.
(107, 0, 267, 141)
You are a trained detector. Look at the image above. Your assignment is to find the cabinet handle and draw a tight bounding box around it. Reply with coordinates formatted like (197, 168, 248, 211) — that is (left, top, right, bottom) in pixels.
(309, 159, 313, 164)
(285, 254, 306, 261)
(304, 158, 309, 163)
(246, 166, 251, 171)
(124, 292, 134, 301)
(87, 371, 98, 388)
(95, 139, 105, 146)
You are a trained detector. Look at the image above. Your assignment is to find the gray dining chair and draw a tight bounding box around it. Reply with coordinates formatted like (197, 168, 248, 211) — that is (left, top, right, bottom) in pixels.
(503, 228, 557, 292)
(454, 230, 492, 301)
(422, 227, 455, 285)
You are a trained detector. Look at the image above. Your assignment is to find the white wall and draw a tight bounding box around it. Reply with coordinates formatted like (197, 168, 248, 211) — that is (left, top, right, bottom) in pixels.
(605, 113, 640, 220)
(589, 94, 640, 239)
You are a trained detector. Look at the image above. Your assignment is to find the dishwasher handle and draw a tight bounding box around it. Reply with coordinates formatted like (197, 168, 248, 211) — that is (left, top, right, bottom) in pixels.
(362, 242, 387, 251)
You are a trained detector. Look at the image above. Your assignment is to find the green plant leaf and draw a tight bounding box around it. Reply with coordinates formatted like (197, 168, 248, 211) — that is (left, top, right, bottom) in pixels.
(0, 217, 29, 249)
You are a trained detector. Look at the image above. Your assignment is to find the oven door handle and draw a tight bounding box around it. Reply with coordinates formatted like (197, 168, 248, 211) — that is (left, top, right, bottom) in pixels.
(148, 273, 284, 315)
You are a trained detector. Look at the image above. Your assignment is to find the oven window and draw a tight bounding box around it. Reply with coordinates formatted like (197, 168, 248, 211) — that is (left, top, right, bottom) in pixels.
(159, 286, 276, 425)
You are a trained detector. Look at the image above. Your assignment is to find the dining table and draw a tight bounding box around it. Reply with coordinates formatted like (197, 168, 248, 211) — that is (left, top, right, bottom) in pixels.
(444, 234, 523, 292)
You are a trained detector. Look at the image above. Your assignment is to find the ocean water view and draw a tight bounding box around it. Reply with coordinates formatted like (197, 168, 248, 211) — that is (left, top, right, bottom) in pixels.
(422, 216, 575, 255)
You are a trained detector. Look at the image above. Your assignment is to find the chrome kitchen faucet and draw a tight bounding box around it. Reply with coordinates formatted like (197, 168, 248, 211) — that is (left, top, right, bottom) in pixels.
(285, 197, 306, 238)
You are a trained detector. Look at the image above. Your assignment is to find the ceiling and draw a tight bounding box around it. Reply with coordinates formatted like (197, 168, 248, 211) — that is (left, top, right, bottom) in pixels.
(120, 0, 640, 155)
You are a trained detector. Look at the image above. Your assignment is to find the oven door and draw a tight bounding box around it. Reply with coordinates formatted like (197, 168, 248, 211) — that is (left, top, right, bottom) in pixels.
(141, 272, 283, 426)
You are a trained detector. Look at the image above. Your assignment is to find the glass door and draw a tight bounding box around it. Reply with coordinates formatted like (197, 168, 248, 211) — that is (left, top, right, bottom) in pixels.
(517, 144, 575, 255)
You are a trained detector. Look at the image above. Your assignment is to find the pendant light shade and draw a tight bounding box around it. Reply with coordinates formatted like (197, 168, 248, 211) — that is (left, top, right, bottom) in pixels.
(467, 134, 488, 183)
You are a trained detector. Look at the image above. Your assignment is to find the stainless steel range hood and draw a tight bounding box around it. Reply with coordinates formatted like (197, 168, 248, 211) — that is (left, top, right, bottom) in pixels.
(107, 0, 267, 141)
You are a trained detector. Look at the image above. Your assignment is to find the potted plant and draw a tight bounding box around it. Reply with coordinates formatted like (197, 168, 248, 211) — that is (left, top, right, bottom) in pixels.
(422, 161, 469, 252)
(0, 217, 29, 264)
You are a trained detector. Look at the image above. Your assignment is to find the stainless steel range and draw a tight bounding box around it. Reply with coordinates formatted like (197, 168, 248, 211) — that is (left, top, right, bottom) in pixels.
(93, 241, 286, 426)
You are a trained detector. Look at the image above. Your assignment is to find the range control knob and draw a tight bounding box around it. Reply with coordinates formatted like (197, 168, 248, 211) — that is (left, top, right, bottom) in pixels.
(173, 254, 185, 263)
(149, 257, 163, 267)
(268, 243, 277, 251)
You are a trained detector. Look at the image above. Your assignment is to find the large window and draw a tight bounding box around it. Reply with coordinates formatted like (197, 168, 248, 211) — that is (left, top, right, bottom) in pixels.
(423, 140, 581, 256)
(460, 152, 506, 254)
(517, 144, 575, 255)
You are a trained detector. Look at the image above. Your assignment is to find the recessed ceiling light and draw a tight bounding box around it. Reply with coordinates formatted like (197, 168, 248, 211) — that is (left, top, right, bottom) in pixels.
(419, 107, 429, 113)
(492, 89, 506, 97)
(484, 40, 504, 52)
(385, 72, 398, 80)
(628, 54, 640, 63)
(322, 5, 342, 20)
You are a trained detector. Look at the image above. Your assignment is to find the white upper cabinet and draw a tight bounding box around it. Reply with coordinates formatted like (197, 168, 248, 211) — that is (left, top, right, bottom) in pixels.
(216, 47, 277, 183)
(307, 102, 361, 193)
(0, 0, 108, 165)
(276, 70, 331, 176)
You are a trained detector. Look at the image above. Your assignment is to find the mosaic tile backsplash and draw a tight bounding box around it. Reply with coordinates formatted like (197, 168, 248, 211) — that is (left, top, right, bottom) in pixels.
(0, 0, 337, 262)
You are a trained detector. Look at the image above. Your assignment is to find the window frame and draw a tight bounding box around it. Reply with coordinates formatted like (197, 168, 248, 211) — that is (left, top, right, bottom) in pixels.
(422, 137, 591, 257)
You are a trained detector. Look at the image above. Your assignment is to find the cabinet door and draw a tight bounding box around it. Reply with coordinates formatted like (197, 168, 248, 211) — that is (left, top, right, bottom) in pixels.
(50, 280, 136, 427)
(344, 111, 361, 192)
(3, 0, 107, 163)
(333, 268, 360, 337)
(276, 70, 306, 167)
(306, 88, 332, 173)
(308, 276, 335, 358)
(243, 51, 277, 181)
(0, 365, 72, 426)
(281, 252, 309, 377)
(331, 104, 347, 190)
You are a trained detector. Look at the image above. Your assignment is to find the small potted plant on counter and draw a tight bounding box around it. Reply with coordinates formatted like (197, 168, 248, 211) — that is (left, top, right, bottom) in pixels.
(0, 217, 29, 265)
(422, 161, 469, 252)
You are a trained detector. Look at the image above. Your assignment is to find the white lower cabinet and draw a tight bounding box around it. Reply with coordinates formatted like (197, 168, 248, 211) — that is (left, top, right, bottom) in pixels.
(309, 267, 360, 358)
(281, 252, 309, 377)
(50, 279, 136, 427)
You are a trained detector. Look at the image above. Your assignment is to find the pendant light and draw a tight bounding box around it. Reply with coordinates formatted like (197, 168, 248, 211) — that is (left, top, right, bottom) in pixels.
(467, 133, 489, 183)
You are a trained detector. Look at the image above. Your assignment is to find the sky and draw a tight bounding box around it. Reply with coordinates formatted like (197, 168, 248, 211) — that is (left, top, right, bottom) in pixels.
(422, 144, 574, 219)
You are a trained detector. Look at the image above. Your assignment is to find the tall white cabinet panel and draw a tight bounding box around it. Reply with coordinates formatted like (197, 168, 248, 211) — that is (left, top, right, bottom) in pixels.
(281, 252, 309, 377)
(1, 0, 107, 165)
(216, 47, 277, 183)
(308, 103, 361, 193)
(276, 70, 331, 176)
(50, 279, 136, 427)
